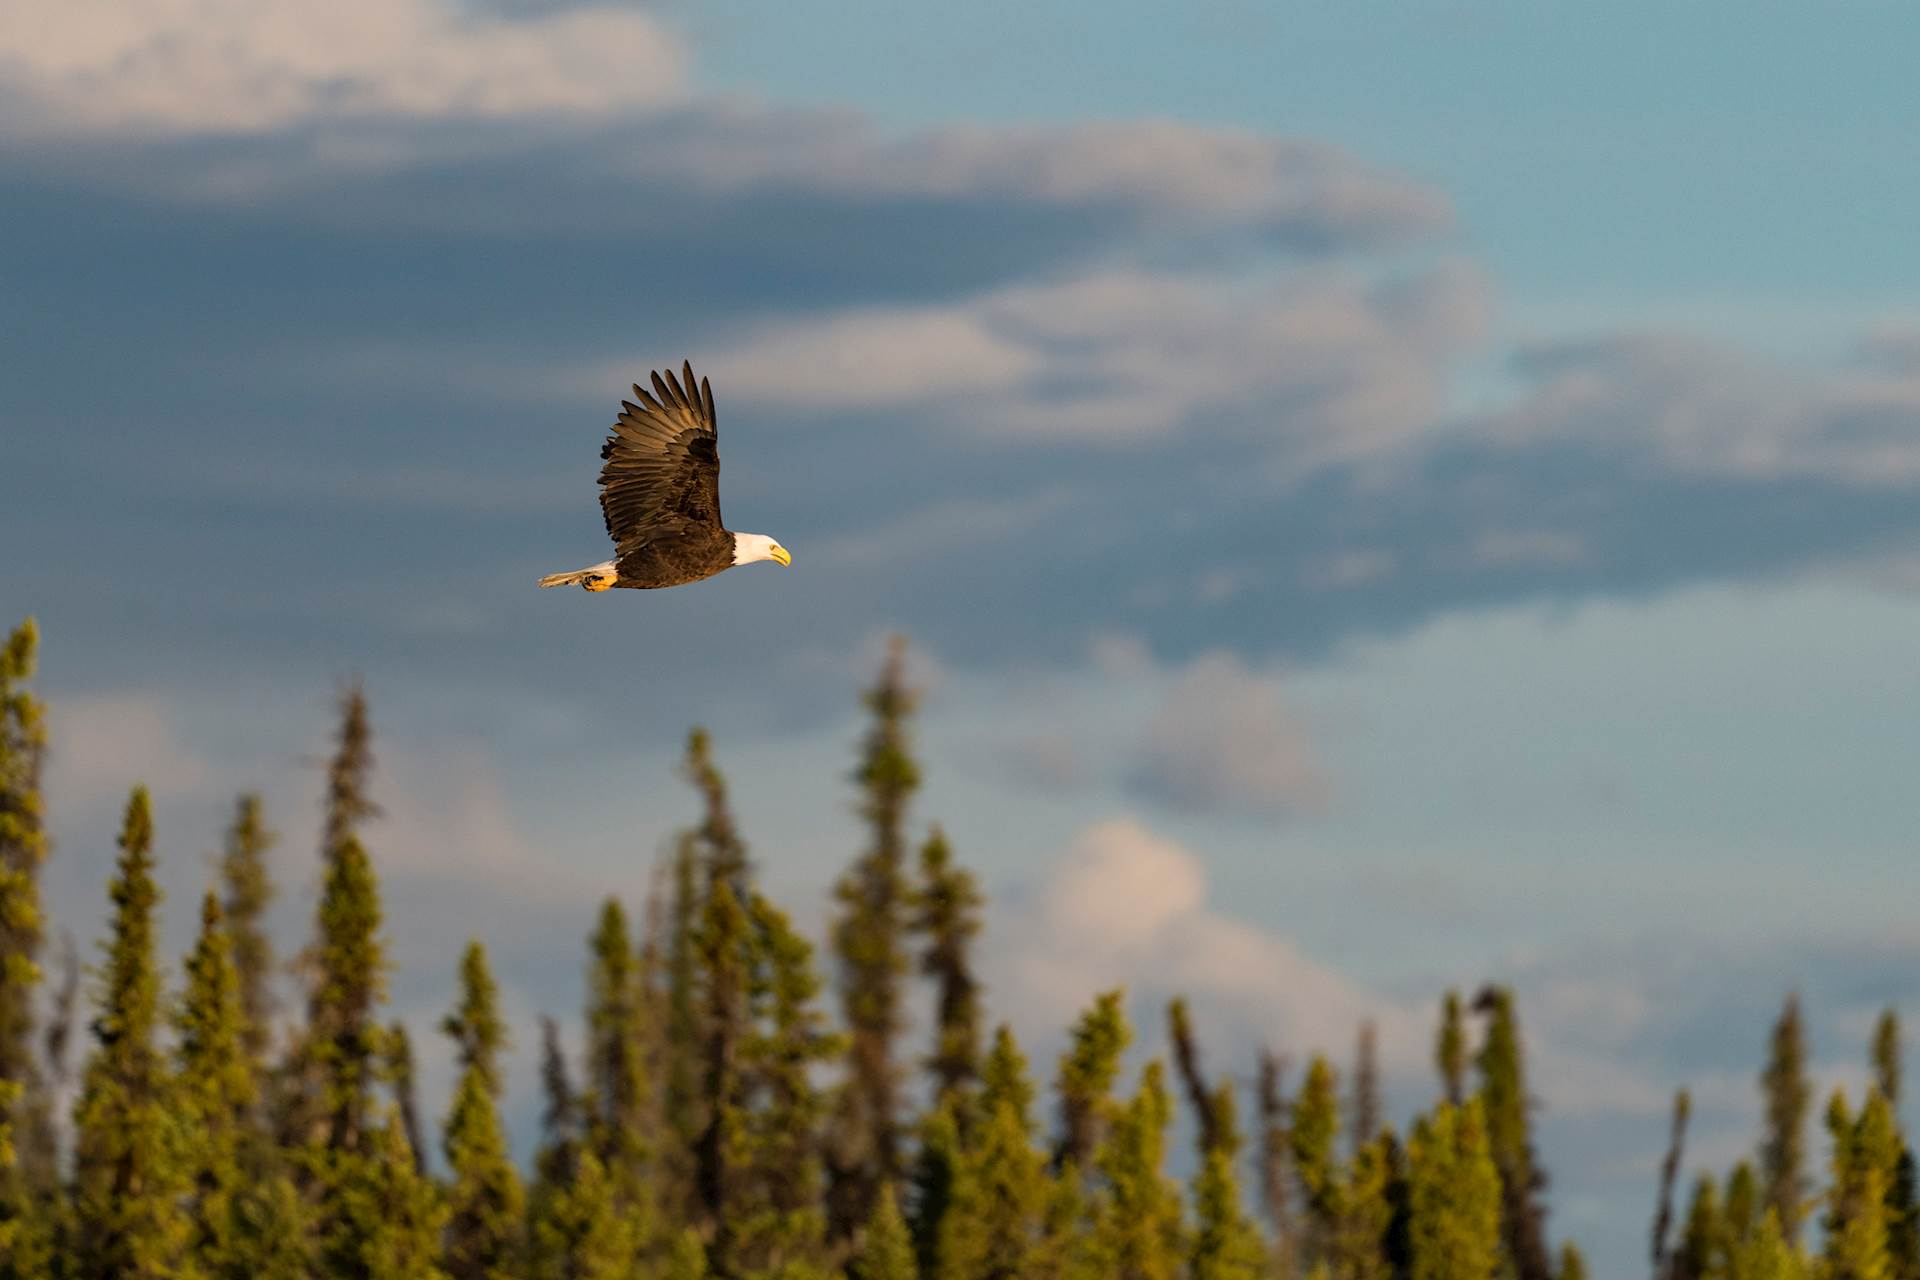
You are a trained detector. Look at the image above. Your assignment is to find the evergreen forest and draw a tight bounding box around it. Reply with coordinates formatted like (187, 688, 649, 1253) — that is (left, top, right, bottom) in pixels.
(0, 616, 1905, 1280)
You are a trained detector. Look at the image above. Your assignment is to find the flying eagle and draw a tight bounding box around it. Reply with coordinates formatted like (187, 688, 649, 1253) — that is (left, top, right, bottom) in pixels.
(539, 361, 790, 592)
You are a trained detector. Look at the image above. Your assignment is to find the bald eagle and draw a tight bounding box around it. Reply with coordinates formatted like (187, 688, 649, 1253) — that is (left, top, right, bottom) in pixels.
(539, 361, 790, 592)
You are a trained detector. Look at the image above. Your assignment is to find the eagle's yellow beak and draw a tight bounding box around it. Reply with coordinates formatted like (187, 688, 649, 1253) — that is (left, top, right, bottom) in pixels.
(770, 544, 792, 567)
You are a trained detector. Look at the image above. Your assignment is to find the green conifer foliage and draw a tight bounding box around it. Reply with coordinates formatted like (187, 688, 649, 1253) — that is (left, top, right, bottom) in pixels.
(1257, 1049, 1297, 1280)
(853, 1185, 917, 1280)
(1406, 1101, 1501, 1280)
(732, 892, 841, 1277)
(176, 892, 258, 1275)
(666, 1228, 713, 1280)
(1672, 1175, 1724, 1280)
(315, 1107, 449, 1280)
(1189, 1087, 1267, 1280)
(665, 837, 704, 1212)
(1761, 995, 1813, 1241)
(217, 793, 277, 1071)
(981, 1026, 1036, 1138)
(1055, 991, 1130, 1172)
(1558, 1243, 1589, 1280)
(1292, 1056, 1341, 1239)
(0, 619, 50, 1196)
(1725, 1162, 1761, 1239)
(386, 1021, 428, 1174)
(69, 787, 191, 1280)
(528, 1149, 634, 1280)
(830, 637, 922, 1233)
(914, 827, 984, 1108)
(1655, 1091, 1694, 1277)
(938, 1028, 1049, 1280)
(583, 898, 651, 1236)
(695, 879, 749, 1262)
(1733, 1212, 1806, 1280)
(1436, 993, 1468, 1107)
(1088, 1062, 1186, 1280)
(441, 942, 525, 1280)
(1472, 987, 1551, 1280)
(1824, 1091, 1900, 1280)
(311, 834, 388, 1155)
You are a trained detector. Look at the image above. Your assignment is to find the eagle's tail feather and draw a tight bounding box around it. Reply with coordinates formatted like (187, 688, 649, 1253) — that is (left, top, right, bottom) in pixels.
(538, 561, 617, 591)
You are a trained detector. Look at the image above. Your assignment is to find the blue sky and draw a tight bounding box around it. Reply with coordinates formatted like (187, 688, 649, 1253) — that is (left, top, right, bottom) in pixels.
(5, 3, 1920, 1274)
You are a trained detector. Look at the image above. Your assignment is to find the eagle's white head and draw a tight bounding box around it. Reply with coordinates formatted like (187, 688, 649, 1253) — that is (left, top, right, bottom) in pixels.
(732, 532, 792, 568)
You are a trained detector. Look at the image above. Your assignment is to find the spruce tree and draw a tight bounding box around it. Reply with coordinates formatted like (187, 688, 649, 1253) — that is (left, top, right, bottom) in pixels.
(1824, 1091, 1900, 1280)
(583, 897, 651, 1242)
(1405, 1101, 1501, 1280)
(914, 826, 984, 1108)
(1352, 1022, 1381, 1155)
(1472, 986, 1551, 1280)
(311, 834, 388, 1155)
(1257, 1049, 1297, 1278)
(0, 619, 50, 1204)
(1558, 1243, 1589, 1280)
(694, 879, 749, 1264)
(387, 1022, 427, 1174)
(442, 941, 524, 1280)
(1734, 1212, 1806, 1280)
(283, 686, 387, 1159)
(314, 1106, 448, 1280)
(733, 891, 840, 1277)
(69, 787, 191, 1280)
(1654, 1090, 1693, 1276)
(1761, 995, 1812, 1242)
(217, 793, 277, 1072)
(528, 1149, 634, 1280)
(1291, 1056, 1341, 1244)
(1055, 990, 1130, 1172)
(829, 636, 921, 1234)
(938, 1025, 1050, 1280)
(1672, 1175, 1723, 1280)
(176, 892, 257, 1275)
(664, 837, 704, 1216)
(1088, 1061, 1186, 1280)
(1436, 992, 1467, 1107)
(1189, 1086, 1267, 1280)
(853, 1185, 916, 1280)
(1725, 1162, 1761, 1247)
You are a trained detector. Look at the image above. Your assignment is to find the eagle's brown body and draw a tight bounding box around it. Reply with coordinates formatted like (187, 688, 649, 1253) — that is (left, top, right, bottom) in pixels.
(539, 362, 783, 592)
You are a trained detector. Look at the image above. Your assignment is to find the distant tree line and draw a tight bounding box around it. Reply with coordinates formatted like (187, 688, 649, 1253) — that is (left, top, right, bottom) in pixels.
(0, 615, 1903, 1280)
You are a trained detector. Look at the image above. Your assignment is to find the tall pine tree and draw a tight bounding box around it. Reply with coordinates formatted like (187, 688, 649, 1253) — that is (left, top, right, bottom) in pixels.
(1761, 995, 1812, 1242)
(1824, 1090, 1900, 1280)
(1086, 1061, 1186, 1280)
(583, 897, 652, 1253)
(0, 619, 50, 1209)
(1055, 991, 1130, 1173)
(1405, 1100, 1501, 1280)
(1436, 992, 1468, 1108)
(217, 793, 277, 1074)
(442, 941, 524, 1280)
(915, 826, 984, 1109)
(1473, 986, 1551, 1280)
(829, 636, 921, 1235)
(69, 787, 191, 1280)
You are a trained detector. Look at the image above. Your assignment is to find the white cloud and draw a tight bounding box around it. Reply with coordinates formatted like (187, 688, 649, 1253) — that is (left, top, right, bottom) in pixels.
(0, 0, 683, 136)
(1001, 816, 1428, 1072)
(1128, 652, 1327, 815)
(1490, 335, 1920, 487)
(695, 264, 1487, 462)
(45, 695, 212, 809)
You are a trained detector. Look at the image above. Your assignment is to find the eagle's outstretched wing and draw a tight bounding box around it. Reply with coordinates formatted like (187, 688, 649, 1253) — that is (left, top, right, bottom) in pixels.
(598, 361, 722, 560)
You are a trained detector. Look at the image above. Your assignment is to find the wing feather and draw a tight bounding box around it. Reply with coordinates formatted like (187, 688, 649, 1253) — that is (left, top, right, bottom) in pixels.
(597, 361, 723, 557)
